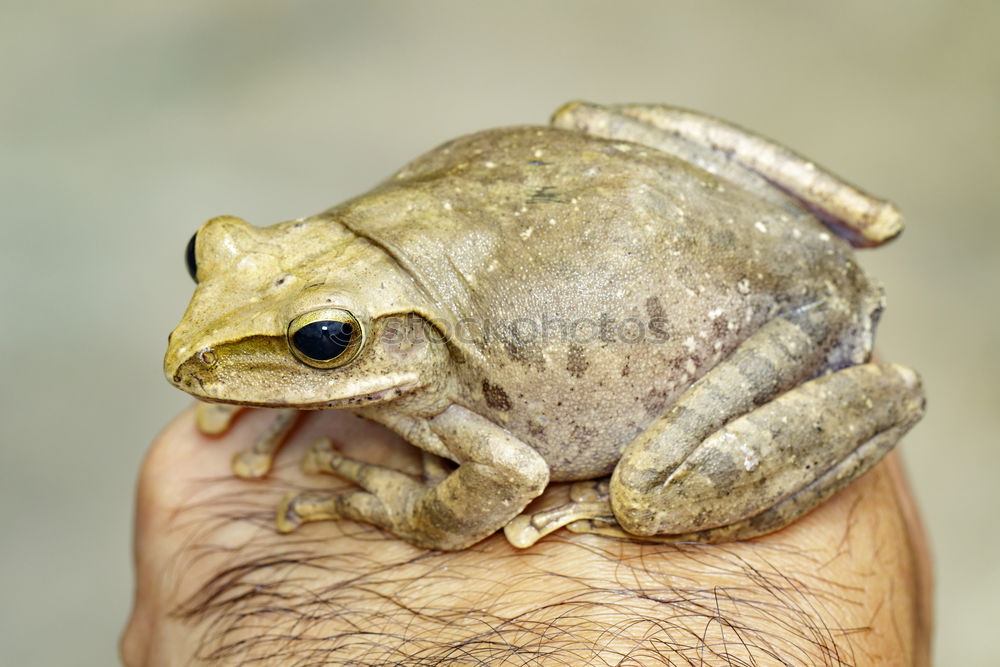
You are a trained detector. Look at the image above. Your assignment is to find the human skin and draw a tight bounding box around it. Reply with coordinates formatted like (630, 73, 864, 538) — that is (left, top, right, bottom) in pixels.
(122, 407, 933, 666)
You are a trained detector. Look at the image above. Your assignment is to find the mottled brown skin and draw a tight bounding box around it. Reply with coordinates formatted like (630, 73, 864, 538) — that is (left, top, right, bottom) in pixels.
(165, 102, 924, 550)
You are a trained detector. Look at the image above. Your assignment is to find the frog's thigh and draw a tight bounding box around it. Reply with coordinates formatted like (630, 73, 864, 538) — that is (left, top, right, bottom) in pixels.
(612, 362, 924, 537)
(280, 404, 549, 550)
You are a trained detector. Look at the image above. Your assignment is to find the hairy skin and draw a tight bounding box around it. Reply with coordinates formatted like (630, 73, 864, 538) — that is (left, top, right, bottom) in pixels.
(123, 407, 932, 666)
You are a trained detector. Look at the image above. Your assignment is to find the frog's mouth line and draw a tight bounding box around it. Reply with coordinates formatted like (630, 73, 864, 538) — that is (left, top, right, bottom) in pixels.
(239, 380, 424, 410)
(174, 372, 424, 410)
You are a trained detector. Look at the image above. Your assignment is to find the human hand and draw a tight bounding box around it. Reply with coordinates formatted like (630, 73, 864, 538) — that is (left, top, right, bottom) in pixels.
(122, 407, 932, 666)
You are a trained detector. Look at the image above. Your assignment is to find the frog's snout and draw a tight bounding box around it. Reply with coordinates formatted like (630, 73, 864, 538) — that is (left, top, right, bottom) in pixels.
(164, 340, 213, 396)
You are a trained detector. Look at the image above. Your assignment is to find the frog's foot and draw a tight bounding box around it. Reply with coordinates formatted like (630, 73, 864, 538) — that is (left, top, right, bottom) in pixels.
(279, 438, 424, 538)
(506, 479, 730, 545)
(231, 408, 300, 479)
(504, 479, 615, 548)
(195, 402, 243, 435)
(553, 102, 903, 247)
(280, 405, 550, 550)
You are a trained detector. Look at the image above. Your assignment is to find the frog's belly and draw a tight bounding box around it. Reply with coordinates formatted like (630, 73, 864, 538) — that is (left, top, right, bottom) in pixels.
(520, 376, 682, 482)
(475, 329, 761, 482)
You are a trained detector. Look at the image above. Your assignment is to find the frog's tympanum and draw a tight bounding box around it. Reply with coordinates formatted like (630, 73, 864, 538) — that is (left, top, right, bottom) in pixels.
(165, 103, 924, 550)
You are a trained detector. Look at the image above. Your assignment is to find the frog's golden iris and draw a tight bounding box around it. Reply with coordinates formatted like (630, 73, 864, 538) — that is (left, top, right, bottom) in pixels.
(286, 308, 364, 368)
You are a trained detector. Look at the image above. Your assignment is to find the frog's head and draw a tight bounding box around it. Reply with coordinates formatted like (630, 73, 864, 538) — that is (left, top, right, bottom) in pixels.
(164, 215, 451, 408)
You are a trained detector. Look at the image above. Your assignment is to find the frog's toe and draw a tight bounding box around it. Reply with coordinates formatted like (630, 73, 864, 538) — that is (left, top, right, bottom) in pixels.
(195, 402, 242, 435)
(232, 449, 273, 479)
(503, 491, 614, 548)
(275, 492, 302, 533)
(300, 439, 421, 498)
(300, 438, 333, 474)
(276, 489, 391, 534)
(503, 515, 546, 548)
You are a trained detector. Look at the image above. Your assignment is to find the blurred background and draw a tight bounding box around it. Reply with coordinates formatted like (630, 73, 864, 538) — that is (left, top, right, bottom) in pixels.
(2, 1, 996, 664)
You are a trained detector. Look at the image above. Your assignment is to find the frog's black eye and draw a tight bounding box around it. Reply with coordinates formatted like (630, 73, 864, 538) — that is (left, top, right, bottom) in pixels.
(185, 232, 199, 283)
(287, 308, 364, 368)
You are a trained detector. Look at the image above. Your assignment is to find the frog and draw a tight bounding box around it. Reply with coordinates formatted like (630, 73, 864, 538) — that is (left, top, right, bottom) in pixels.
(164, 101, 925, 551)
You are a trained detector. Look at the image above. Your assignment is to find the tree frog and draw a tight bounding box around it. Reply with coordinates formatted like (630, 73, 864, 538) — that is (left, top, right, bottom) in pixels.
(165, 102, 925, 551)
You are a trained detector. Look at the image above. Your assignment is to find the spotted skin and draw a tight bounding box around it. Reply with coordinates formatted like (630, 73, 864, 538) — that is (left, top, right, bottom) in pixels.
(166, 102, 923, 551)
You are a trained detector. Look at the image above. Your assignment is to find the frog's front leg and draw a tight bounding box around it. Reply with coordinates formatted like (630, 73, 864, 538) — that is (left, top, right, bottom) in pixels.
(277, 404, 549, 550)
(193, 402, 300, 479)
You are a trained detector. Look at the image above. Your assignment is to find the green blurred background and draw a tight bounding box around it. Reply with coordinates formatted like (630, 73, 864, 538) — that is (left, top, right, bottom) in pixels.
(2, 1, 996, 664)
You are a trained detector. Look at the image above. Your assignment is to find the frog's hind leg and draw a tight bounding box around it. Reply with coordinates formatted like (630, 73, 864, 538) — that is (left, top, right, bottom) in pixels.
(552, 101, 903, 247)
(512, 362, 923, 547)
(610, 361, 924, 541)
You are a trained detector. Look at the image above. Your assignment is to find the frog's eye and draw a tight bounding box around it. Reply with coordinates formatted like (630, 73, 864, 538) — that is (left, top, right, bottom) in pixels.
(287, 308, 364, 368)
(185, 232, 199, 283)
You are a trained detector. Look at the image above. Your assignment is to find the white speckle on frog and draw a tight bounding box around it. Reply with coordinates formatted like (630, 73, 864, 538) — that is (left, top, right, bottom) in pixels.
(484, 161, 497, 169)
(684, 358, 697, 375)
(487, 259, 499, 272)
(683, 336, 697, 352)
(613, 143, 632, 152)
(533, 149, 544, 158)
(519, 227, 534, 240)
(740, 443, 760, 472)
(819, 232, 831, 242)
(707, 307, 724, 319)
(792, 228, 802, 239)
(443, 201, 453, 211)
(736, 278, 751, 295)
(754, 221, 768, 233)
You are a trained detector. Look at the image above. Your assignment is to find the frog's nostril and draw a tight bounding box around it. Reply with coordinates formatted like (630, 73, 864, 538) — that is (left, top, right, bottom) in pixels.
(197, 348, 218, 368)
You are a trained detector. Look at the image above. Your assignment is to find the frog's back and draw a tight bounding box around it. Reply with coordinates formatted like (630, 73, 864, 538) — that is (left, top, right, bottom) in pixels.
(332, 126, 883, 479)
